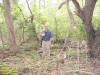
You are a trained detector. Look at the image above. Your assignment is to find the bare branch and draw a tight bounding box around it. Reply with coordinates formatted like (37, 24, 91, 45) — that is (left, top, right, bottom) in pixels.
(65, 70, 95, 75)
(72, 0, 81, 11)
(17, 6, 26, 20)
(58, 0, 82, 11)
(26, 0, 34, 23)
(26, 0, 33, 15)
(58, 1, 66, 9)
(58, 0, 83, 19)
(72, 0, 84, 19)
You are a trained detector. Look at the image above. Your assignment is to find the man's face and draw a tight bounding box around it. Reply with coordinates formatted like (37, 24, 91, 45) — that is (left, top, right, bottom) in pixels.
(45, 25, 48, 31)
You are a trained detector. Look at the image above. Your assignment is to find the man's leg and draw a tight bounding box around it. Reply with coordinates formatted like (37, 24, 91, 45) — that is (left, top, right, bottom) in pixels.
(42, 41, 46, 58)
(46, 41, 51, 57)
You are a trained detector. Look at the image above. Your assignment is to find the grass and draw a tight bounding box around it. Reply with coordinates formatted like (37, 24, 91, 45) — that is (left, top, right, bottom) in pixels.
(0, 42, 98, 75)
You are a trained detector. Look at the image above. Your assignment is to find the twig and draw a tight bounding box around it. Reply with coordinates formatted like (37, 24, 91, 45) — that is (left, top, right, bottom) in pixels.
(26, 0, 33, 16)
(65, 69, 95, 75)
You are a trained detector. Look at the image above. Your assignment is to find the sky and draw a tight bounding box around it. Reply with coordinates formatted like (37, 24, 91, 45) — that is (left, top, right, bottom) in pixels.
(0, 0, 2, 3)
(0, 0, 57, 11)
(0, 0, 57, 6)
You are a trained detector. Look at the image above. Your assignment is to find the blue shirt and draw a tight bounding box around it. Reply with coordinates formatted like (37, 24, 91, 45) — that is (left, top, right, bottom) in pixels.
(42, 30, 52, 41)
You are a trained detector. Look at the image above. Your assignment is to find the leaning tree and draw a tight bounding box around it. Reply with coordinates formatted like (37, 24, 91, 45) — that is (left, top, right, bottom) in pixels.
(59, 0, 100, 58)
(3, 0, 17, 52)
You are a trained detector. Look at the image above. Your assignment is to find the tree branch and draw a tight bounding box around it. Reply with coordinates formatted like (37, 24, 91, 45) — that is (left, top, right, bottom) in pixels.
(26, 0, 33, 15)
(58, 1, 66, 9)
(17, 6, 26, 20)
(72, 0, 81, 11)
(58, 0, 83, 19)
(58, 0, 81, 11)
(65, 70, 95, 75)
(26, 0, 34, 23)
(72, 0, 85, 19)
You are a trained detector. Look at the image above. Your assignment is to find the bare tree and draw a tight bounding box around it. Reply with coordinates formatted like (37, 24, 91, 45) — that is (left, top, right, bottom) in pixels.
(3, 0, 17, 52)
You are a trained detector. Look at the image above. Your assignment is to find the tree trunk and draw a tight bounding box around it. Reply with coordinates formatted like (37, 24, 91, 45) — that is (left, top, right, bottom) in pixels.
(0, 28, 4, 48)
(72, 0, 98, 58)
(82, 17, 95, 50)
(55, 17, 58, 42)
(59, 0, 99, 58)
(80, 0, 97, 58)
(39, 0, 41, 9)
(26, 0, 39, 41)
(18, 6, 25, 41)
(3, 0, 17, 52)
(44, 0, 45, 8)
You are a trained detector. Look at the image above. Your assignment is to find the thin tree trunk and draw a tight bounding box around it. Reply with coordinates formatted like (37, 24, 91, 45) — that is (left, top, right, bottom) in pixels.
(18, 6, 26, 41)
(34, 0, 36, 7)
(26, 0, 39, 41)
(58, 0, 74, 57)
(55, 17, 58, 42)
(82, 0, 84, 7)
(3, 0, 17, 52)
(0, 28, 4, 48)
(39, 0, 41, 9)
(44, 0, 45, 8)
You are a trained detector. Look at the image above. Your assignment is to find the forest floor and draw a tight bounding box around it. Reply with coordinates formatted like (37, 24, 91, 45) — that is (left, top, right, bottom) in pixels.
(0, 40, 100, 75)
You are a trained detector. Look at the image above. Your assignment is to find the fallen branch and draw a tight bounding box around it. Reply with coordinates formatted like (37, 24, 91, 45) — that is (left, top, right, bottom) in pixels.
(65, 69, 95, 75)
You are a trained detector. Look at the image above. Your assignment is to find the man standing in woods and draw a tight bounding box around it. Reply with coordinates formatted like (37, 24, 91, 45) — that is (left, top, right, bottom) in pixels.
(41, 24, 52, 58)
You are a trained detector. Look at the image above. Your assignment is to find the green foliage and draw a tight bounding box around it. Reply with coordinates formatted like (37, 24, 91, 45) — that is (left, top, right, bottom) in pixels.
(69, 16, 86, 41)
(0, 0, 100, 74)
(92, 17, 100, 30)
(0, 0, 100, 47)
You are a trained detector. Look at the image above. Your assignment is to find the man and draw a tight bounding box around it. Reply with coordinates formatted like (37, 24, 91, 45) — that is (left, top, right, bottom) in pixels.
(41, 24, 52, 58)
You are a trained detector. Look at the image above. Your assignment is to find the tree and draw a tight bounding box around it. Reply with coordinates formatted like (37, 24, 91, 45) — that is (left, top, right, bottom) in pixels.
(26, 0, 39, 41)
(0, 28, 4, 48)
(58, 0, 74, 57)
(3, 0, 17, 52)
(59, 0, 100, 58)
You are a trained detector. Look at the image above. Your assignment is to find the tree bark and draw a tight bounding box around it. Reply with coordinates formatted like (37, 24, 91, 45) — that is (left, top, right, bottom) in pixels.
(3, 0, 17, 52)
(0, 28, 4, 48)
